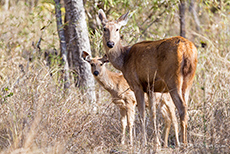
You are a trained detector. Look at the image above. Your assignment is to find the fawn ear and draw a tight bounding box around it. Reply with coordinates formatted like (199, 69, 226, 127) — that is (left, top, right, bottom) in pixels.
(98, 9, 108, 26)
(117, 11, 129, 27)
(101, 54, 109, 63)
(82, 51, 91, 63)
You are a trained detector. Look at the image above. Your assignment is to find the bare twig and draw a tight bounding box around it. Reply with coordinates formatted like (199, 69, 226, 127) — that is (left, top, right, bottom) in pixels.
(32, 21, 52, 55)
(129, 10, 166, 44)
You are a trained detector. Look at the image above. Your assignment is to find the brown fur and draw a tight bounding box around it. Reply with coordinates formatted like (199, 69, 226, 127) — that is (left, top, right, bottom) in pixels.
(82, 51, 180, 147)
(98, 9, 198, 148)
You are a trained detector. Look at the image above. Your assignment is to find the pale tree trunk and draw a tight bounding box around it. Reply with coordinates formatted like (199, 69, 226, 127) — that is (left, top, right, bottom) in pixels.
(189, 0, 200, 31)
(179, 0, 186, 38)
(64, 0, 96, 104)
(54, 0, 70, 89)
(4, 0, 9, 11)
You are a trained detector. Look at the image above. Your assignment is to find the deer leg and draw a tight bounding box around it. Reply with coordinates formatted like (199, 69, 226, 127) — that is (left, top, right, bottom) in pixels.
(170, 106, 180, 147)
(134, 89, 146, 147)
(148, 90, 161, 149)
(182, 76, 194, 105)
(162, 95, 180, 147)
(160, 104, 171, 148)
(126, 104, 135, 146)
(119, 108, 127, 145)
(169, 89, 188, 146)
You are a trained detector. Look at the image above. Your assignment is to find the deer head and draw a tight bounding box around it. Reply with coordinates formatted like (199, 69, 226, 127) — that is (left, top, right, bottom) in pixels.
(98, 9, 129, 49)
(82, 51, 109, 76)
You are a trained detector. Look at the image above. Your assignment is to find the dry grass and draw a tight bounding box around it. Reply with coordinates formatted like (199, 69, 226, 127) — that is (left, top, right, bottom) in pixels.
(0, 1, 229, 154)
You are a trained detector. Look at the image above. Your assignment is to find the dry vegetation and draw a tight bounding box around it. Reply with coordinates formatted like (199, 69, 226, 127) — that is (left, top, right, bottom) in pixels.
(0, 0, 229, 153)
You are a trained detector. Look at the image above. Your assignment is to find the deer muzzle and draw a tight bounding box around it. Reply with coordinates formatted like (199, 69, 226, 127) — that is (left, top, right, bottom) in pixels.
(107, 41, 114, 48)
(93, 71, 99, 76)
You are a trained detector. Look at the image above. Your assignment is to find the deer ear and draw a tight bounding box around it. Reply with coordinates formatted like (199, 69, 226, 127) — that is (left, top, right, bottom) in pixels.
(82, 51, 91, 63)
(98, 9, 108, 26)
(117, 11, 129, 27)
(101, 54, 109, 63)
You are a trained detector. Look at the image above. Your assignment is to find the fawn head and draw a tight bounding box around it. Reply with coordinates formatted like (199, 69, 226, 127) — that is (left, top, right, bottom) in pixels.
(98, 9, 129, 49)
(82, 51, 109, 76)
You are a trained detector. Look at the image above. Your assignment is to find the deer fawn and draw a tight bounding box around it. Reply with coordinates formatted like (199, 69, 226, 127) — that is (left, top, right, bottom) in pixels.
(82, 51, 179, 147)
(98, 9, 198, 148)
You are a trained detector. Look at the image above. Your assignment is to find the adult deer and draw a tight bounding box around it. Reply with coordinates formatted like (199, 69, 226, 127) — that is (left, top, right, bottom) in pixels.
(98, 9, 197, 148)
(82, 51, 179, 147)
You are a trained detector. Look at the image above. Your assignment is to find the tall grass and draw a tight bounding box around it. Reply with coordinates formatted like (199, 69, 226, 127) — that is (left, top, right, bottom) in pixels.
(0, 1, 229, 153)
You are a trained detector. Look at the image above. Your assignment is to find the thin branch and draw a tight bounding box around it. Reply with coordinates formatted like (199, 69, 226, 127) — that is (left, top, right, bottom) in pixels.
(129, 10, 166, 44)
(179, 0, 186, 38)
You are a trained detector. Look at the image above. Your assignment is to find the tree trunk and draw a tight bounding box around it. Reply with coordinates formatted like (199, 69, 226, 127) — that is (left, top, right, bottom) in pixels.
(179, 0, 186, 38)
(64, 0, 96, 104)
(4, 0, 9, 11)
(54, 0, 70, 89)
(189, 0, 200, 31)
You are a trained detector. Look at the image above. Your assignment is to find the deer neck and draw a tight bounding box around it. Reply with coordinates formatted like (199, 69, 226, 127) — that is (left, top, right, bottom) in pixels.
(95, 67, 118, 94)
(105, 41, 128, 71)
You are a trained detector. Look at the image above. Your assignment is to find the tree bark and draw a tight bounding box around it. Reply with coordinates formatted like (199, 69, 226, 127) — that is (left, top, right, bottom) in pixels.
(189, 0, 200, 31)
(54, 0, 70, 89)
(179, 0, 186, 38)
(4, 0, 9, 11)
(64, 0, 96, 103)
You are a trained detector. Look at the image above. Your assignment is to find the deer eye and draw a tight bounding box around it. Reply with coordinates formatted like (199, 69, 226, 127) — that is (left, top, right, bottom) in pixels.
(91, 64, 94, 67)
(116, 28, 119, 31)
(100, 63, 103, 66)
(103, 28, 107, 32)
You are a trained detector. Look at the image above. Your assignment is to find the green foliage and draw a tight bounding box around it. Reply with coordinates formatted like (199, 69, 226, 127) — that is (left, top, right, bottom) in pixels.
(40, 0, 55, 5)
(0, 87, 13, 104)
